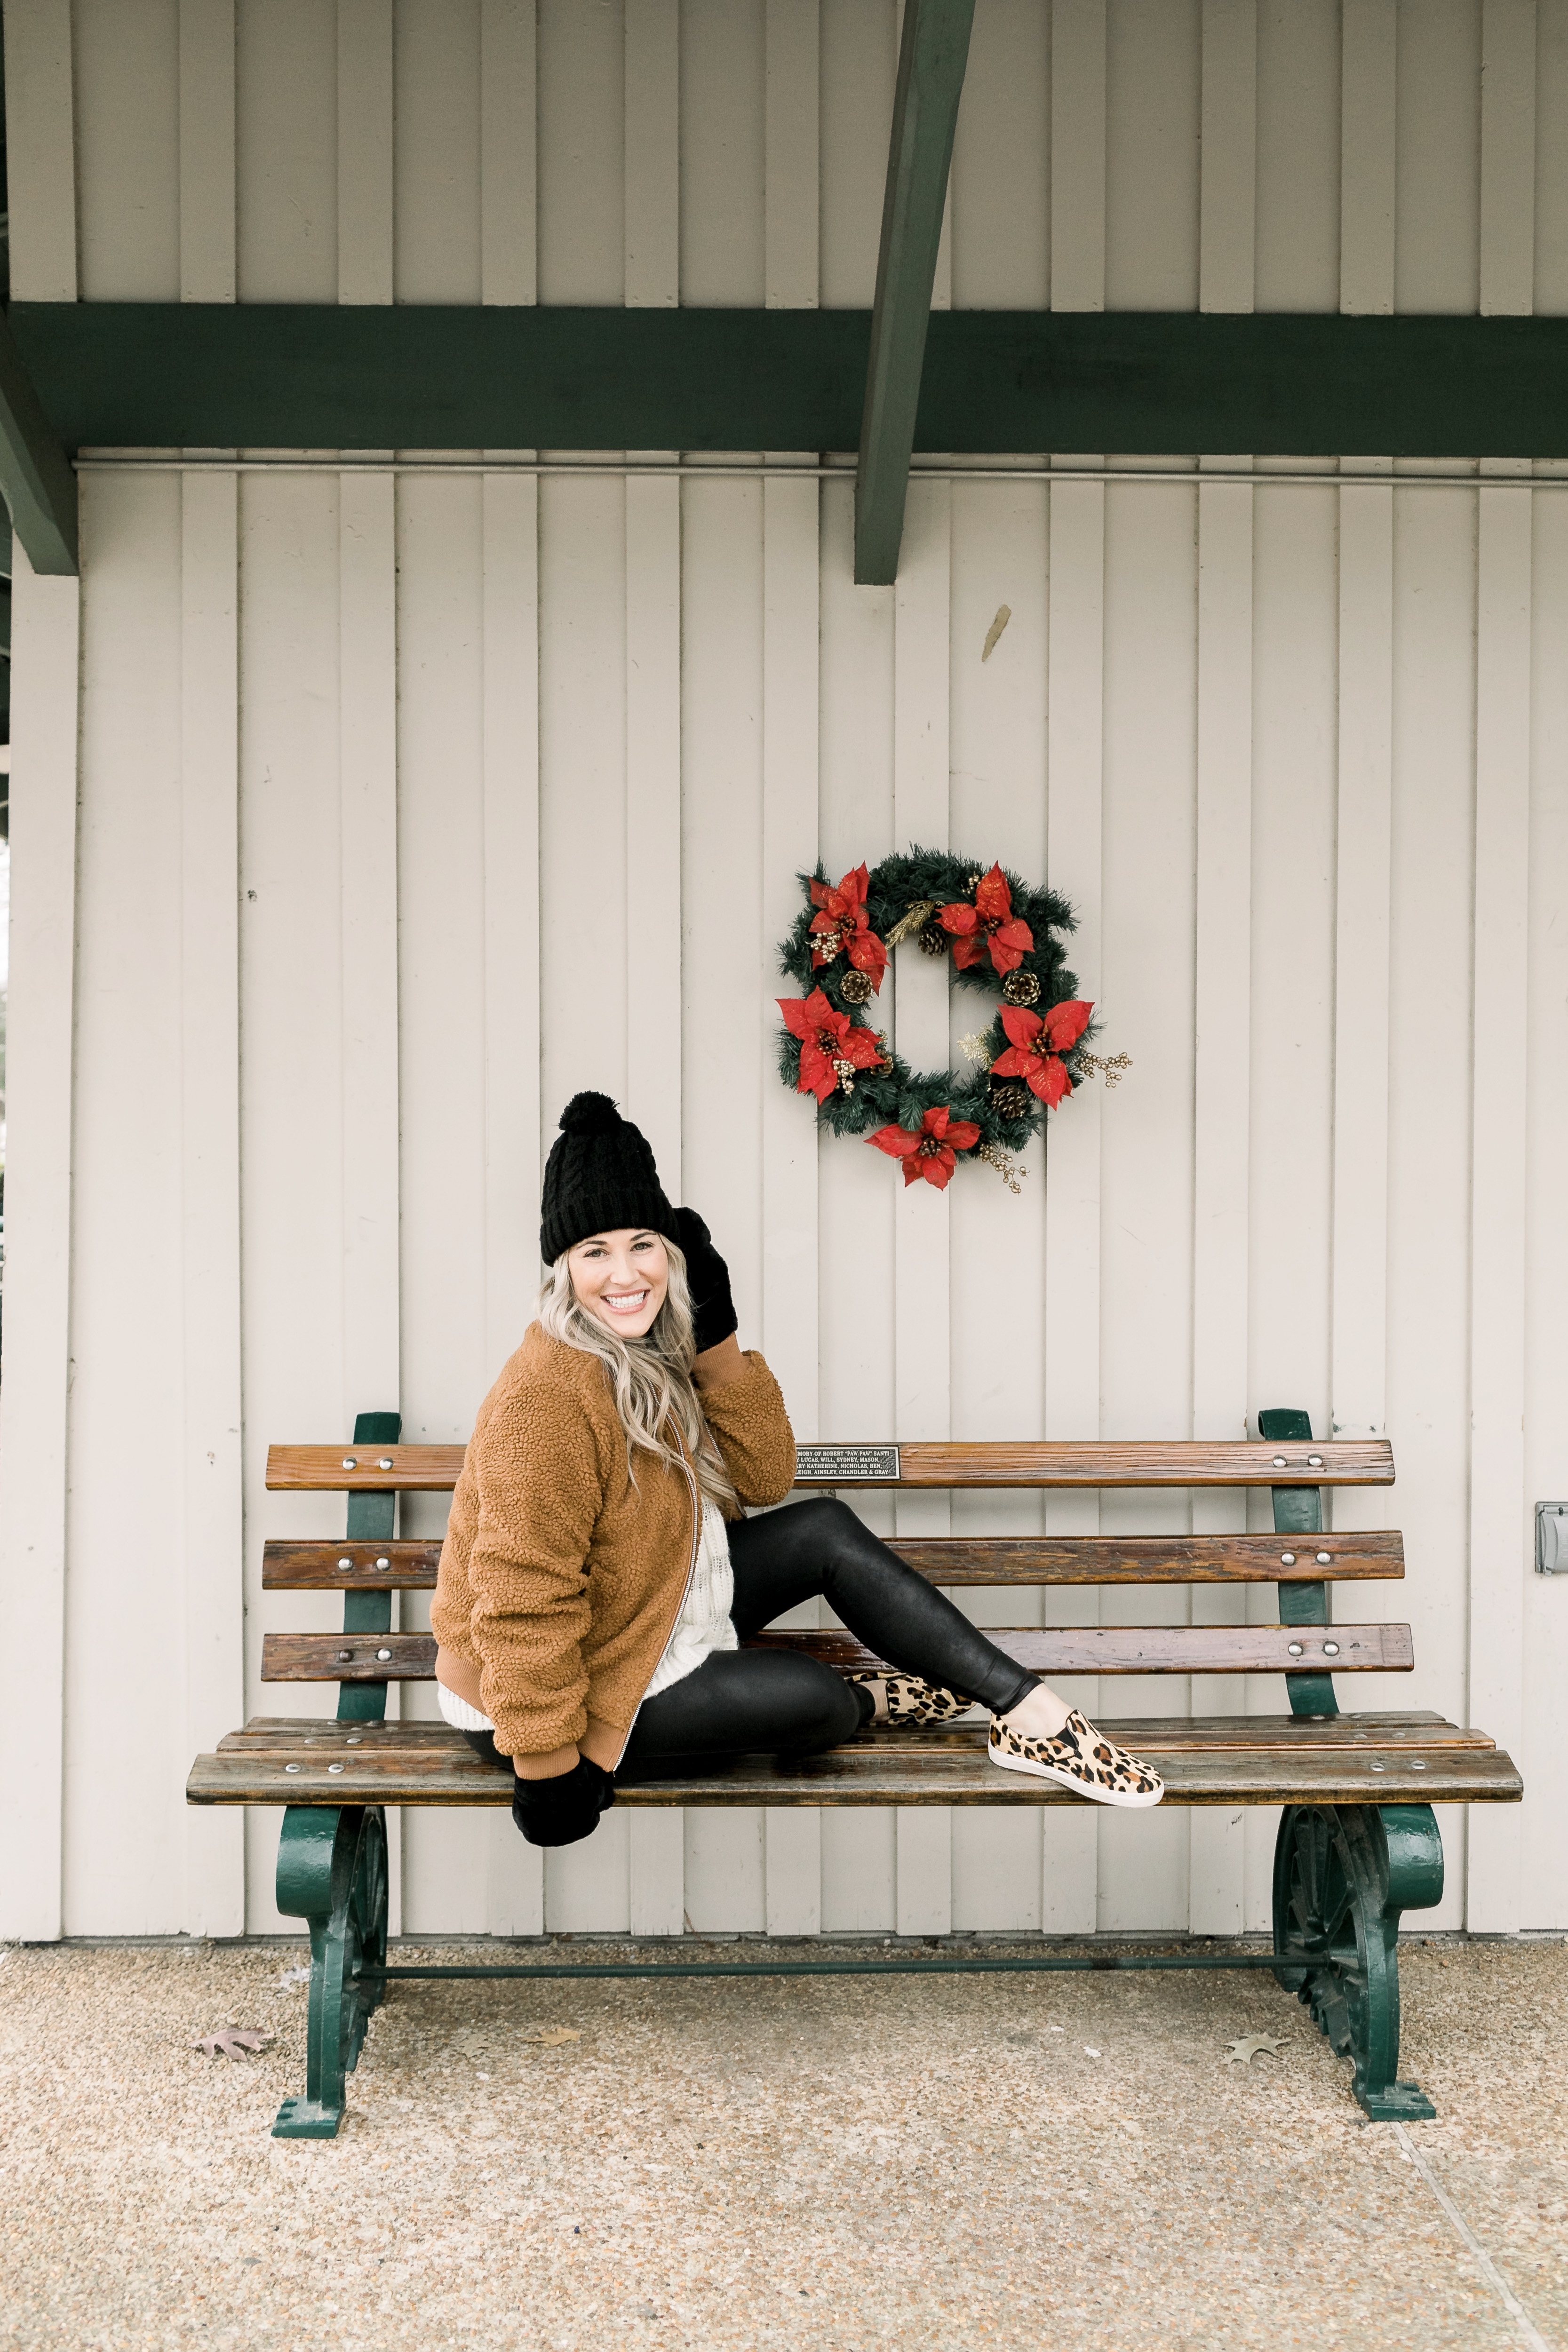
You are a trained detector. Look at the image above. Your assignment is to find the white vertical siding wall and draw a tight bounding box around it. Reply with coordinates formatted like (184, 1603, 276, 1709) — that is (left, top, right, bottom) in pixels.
(1, 0, 1565, 1940)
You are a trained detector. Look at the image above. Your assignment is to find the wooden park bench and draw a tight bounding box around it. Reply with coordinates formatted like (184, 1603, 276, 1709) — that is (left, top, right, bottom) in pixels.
(188, 1408, 1521, 2138)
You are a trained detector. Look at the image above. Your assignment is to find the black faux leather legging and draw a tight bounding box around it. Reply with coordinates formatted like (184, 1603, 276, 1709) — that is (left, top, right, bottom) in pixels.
(486, 1496, 1038, 1783)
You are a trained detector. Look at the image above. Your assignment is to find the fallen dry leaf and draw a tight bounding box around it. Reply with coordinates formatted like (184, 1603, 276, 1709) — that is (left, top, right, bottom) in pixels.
(981, 604, 1012, 662)
(1226, 2034, 1287, 2066)
(191, 2028, 276, 2060)
(529, 2027, 582, 2048)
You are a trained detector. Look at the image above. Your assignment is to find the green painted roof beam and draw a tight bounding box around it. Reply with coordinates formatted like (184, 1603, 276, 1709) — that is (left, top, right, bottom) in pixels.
(854, 0, 977, 586)
(0, 303, 77, 576)
(16, 305, 1568, 460)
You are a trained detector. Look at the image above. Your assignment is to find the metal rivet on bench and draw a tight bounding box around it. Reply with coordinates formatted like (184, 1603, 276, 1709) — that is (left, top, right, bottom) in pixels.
(1370, 1760, 1385, 1771)
(1322, 1641, 1340, 1656)
(346, 1738, 361, 1745)
(328, 1764, 345, 1774)
(1272, 1456, 1287, 1467)
(1308, 1454, 1323, 1466)
(1280, 1552, 1296, 1565)
(1412, 1760, 1426, 1769)
(376, 1557, 390, 1570)
(342, 1457, 357, 1469)
(284, 1764, 301, 1773)
(1316, 1551, 1331, 1564)
(1288, 1642, 1304, 1656)
(337, 1650, 352, 1662)
(338, 1556, 353, 1570)
(376, 1648, 392, 1662)
(379, 1457, 394, 1470)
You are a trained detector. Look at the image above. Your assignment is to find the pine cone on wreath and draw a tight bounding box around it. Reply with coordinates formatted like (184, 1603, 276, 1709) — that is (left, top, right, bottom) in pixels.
(989, 1077, 1031, 1121)
(838, 968, 875, 1006)
(1002, 969, 1042, 1007)
(919, 918, 950, 957)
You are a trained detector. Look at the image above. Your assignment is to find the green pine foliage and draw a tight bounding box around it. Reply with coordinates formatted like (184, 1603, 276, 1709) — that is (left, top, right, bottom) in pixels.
(775, 846, 1090, 1161)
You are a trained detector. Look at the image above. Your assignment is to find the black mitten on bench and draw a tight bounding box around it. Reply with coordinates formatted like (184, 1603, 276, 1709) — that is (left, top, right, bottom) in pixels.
(511, 1755, 615, 1848)
(674, 1206, 738, 1356)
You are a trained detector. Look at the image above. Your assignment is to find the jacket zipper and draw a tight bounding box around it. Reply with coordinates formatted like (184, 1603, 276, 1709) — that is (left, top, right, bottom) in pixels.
(606, 1438, 703, 1774)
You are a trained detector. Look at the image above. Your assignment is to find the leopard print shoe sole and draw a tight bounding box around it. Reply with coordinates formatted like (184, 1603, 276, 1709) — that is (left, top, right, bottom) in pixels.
(987, 1707, 1164, 1807)
(844, 1671, 975, 1727)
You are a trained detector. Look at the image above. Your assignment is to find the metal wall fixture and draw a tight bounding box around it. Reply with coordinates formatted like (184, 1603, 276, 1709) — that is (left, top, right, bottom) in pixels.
(1536, 1501, 1568, 1573)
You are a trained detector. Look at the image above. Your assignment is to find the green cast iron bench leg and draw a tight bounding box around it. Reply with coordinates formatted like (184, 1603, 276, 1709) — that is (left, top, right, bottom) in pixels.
(1273, 1799, 1443, 2121)
(272, 1803, 391, 2138)
(272, 1409, 399, 2141)
(1260, 1408, 1442, 2121)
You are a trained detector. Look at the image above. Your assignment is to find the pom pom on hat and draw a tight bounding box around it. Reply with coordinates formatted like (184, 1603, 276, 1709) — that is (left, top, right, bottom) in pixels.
(557, 1091, 621, 1137)
(540, 1093, 679, 1265)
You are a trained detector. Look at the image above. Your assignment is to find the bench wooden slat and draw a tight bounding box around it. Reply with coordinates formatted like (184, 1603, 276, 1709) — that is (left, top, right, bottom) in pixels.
(888, 1534, 1404, 1582)
(185, 1731, 1522, 1809)
(264, 1539, 442, 1589)
(217, 1708, 1493, 1753)
(260, 1621, 1415, 1684)
(807, 1440, 1394, 1489)
(748, 1626, 1417, 1674)
(265, 1436, 1395, 1493)
(261, 1530, 1406, 1591)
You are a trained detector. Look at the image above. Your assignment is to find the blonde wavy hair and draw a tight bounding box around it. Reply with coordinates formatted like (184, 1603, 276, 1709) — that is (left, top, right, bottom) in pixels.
(538, 1238, 737, 1513)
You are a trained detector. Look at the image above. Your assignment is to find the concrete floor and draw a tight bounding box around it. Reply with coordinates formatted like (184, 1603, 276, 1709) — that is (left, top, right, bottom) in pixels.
(1, 1934, 1564, 2352)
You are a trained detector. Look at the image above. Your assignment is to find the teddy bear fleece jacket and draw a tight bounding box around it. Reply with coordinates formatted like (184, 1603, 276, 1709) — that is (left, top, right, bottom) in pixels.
(430, 1323, 797, 1761)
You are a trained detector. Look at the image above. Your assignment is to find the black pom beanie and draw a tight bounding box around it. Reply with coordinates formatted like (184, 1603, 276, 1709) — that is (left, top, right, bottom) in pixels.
(539, 1093, 680, 1264)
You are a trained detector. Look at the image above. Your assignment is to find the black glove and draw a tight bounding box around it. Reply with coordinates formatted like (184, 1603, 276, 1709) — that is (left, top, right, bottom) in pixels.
(510, 1754, 615, 1849)
(673, 1206, 738, 1356)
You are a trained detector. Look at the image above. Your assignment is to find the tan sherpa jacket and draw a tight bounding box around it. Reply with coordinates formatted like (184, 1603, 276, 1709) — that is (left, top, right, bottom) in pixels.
(430, 1324, 796, 1760)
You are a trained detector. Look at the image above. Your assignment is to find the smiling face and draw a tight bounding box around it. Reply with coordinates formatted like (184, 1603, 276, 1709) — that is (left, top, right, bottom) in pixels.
(567, 1227, 670, 1341)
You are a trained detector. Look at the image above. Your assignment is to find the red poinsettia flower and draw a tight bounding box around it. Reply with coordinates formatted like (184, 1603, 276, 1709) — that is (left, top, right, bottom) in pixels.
(779, 987, 888, 1105)
(989, 1000, 1094, 1109)
(809, 863, 889, 993)
(869, 1104, 982, 1190)
(938, 862, 1035, 976)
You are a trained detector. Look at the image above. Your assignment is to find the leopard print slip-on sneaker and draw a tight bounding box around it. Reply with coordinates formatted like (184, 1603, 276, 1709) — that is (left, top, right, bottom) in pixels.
(844, 1671, 975, 1727)
(987, 1707, 1164, 1807)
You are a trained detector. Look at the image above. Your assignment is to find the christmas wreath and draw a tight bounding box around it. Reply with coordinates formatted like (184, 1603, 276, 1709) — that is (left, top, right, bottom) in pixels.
(776, 847, 1127, 1191)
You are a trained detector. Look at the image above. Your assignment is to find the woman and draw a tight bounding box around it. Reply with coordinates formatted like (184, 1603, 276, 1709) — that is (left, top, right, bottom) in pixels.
(432, 1093, 1162, 1848)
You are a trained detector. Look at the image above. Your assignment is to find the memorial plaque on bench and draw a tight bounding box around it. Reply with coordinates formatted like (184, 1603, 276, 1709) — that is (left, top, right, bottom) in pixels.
(794, 1445, 901, 1482)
